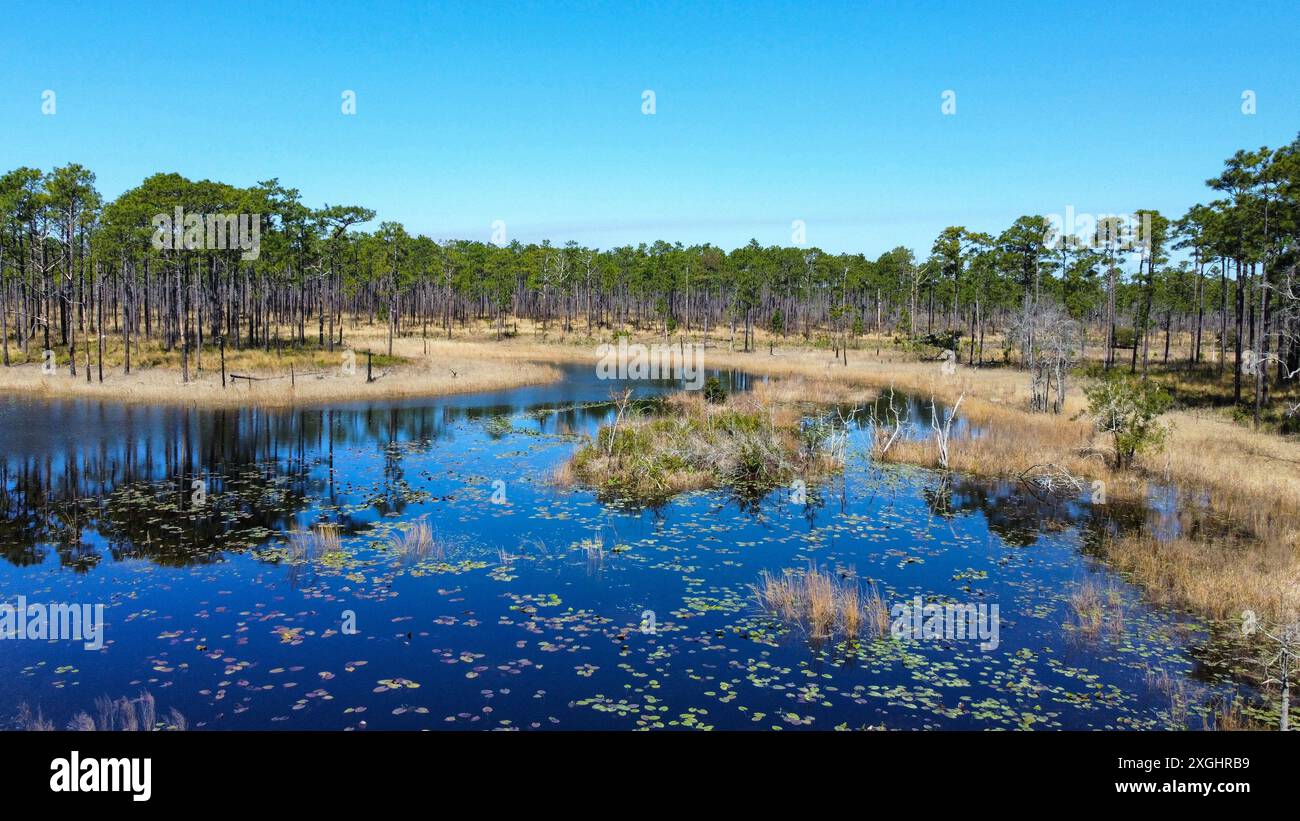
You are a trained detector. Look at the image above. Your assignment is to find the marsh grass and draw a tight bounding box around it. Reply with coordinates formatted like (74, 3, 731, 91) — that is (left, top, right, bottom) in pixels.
(1145, 667, 1193, 729)
(290, 523, 343, 558)
(562, 378, 872, 500)
(1099, 532, 1300, 623)
(1068, 581, 1104, 637)
(863, 582, 892, 637)
(387, 519, 448, 561)
(860, 364, 1300, 629)
(18, 690, 186, 731)
(754, 564, 889, 641)
(16, 703, 54, 731)
(1207, 693, 1268, 731)
(1067, 579, 1124, 640)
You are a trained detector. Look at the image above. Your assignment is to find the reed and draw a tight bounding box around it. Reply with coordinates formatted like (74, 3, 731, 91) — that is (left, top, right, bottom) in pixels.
(387, 519, 447, 561)
(290, 523, 343, 557)
(754, 564, 889, 641)
(17, 690, 186, 731)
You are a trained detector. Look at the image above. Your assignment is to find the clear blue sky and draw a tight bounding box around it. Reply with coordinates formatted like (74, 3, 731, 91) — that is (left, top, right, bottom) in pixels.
(2, 0, 1297, 256)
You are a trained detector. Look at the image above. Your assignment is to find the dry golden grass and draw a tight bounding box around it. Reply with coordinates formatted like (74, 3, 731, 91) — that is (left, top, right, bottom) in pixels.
(1159, 410, 1300, 547)
(0, 331, 562, 407)
(1068, 580, 1105, 637)
(878, 396, 1300, 624)
(754, 564, 888, 641)
(387, 519, 448, 561)
(1066, 579, 1126, 640)
(863, 582, 892, 637)
(1101, 532, 1300, 622)
(289, 523, 343, 557)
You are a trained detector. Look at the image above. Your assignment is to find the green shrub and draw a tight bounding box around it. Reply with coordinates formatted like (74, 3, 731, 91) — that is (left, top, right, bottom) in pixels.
(1111, 327, 1138, 349)
(1084, 374, 1172, 468)
(703, 376, 729, 404)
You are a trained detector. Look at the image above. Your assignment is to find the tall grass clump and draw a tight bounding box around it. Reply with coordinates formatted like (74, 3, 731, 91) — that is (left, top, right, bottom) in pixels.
(17, 691, 187, 731)
(1100, 532, 1299, 623)
(289, 522, 343, 558)
(754, 564, 889, 641)
(387, 519, 448, 561)
(1067, 580, 1106, 638)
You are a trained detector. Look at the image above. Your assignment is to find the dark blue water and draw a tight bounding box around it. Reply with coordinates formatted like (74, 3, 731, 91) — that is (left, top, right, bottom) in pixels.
(0, 365, 1250, 730)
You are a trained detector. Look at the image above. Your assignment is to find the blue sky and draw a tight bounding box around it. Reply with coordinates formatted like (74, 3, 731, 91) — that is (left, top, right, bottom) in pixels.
(2, 0, 1297, 256)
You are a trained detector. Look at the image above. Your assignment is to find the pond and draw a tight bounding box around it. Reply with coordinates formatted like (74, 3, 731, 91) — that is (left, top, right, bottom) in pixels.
(0, 364, 1253, 730)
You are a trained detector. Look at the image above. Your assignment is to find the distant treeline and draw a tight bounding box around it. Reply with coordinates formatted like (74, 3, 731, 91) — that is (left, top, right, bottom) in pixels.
(0, 135, 1297, 398)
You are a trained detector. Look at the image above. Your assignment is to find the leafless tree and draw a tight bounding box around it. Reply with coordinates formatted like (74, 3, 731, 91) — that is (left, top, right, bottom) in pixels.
(1246, 267, 1300, 420)
(930, 392, 964, 469)
(873, 387, 908, 457)
(824, 404, 862, 463)
(1009, 301, 1077, 414)
(1253, 614, 1299, 731)
(605, 387, 634, 457)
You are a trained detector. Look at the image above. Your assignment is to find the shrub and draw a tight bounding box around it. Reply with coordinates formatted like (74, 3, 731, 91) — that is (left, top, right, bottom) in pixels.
(703, 376, 728, 404)
(1112, 327, 1138, 349)
(917, 330, 962, 353)
(1084, 374, 1172, 468)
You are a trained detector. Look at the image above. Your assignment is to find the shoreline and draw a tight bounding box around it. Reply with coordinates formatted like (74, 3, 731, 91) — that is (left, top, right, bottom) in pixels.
(0, 361, 567, 409)
(0, 337, 576, 409)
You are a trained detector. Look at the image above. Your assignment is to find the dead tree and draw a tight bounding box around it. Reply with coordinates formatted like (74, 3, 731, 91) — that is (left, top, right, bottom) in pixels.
(873, 387, 908, 458)
(1263, 622, 1297, 731)
(930, 391, 964, 469)
(1009, 301, 1077, 414)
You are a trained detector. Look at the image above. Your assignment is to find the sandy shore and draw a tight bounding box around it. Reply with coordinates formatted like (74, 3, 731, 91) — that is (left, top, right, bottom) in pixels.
(0, 337, 564, 408)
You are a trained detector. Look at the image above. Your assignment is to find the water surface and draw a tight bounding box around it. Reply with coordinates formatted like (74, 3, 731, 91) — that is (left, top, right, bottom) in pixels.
(0, 365, 1250, 730)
